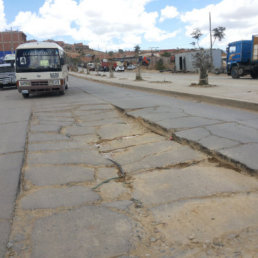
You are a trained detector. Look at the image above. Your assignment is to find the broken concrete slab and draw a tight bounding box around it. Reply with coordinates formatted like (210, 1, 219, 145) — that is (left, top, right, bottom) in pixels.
(30, 124, 62, 133)
(103, 200, 133, 211)
(96, 167, 118, 180)
(175, 128, 239, 150)
(30, 206, 133, 258)
(24, 166, 94, 186)
(76, 110, 120, 122)
(207, 122, 258, 144)
(97, 123, 145, 140)
(28, 133, 70, 143)
(220, 143, 258, 170)
(27, 149, 111, 166)
(132, 165, 258, 206)
(28, 139, 88, 152)
(20, 186, 100, 209)
(158, 116, 220, 131)
(112, 141, 205, 173)
(63, 125, 96, 136)
(98, 133, 162, 153)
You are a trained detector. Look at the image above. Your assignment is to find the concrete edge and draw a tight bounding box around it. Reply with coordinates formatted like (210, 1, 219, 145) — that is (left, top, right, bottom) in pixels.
(122, 110, 258, 176)
(70, 72, 258, 112)
(3, 111, 32, 257)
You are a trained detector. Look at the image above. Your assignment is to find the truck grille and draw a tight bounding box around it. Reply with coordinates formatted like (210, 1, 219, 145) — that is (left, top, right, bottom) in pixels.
(31, 80, 48, 86)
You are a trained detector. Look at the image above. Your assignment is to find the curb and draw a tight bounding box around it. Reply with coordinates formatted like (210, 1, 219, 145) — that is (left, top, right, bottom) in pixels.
(70, 73, 258, 112)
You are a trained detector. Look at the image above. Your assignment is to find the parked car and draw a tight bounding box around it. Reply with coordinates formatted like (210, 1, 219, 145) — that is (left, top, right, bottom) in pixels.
(87, 63, 95, 71)
(127, 64, 136, 70)
(115, 65, 125, 72)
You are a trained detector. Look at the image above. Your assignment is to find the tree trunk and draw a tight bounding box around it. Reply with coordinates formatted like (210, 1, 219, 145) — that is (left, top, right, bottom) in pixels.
(109, 63, 114, 78)
(135, 65, 142, 80)
(199, 67, 209, 85)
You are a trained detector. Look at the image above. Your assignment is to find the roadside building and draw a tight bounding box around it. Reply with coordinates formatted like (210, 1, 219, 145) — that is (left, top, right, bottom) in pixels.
(175, 49, 223, 72)
(0, 30, 27, 62)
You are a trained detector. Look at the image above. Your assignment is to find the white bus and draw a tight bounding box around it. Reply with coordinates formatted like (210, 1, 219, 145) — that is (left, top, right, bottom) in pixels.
(15, 42, 68, 98)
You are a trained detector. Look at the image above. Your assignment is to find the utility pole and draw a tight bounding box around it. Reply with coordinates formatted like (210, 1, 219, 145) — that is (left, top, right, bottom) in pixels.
(209, 12, 213, 71)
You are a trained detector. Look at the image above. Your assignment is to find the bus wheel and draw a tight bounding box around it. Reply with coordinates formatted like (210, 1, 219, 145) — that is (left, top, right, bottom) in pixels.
(22, 93, 29, 98)
(59, 89, 65, 95)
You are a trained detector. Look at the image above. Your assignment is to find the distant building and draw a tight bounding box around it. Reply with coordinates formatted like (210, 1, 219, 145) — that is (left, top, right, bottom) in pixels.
(0, 30, 27, 61)
(175, 49, 223, 72)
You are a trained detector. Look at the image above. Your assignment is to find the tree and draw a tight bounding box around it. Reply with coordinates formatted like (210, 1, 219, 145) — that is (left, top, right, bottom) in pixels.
(156, 59, 166, 71)
(191, 28, 209, 85)
(193, 50, 211, 85)
(134, 45, 142, 80)
(191, 29, 203, 48)
(191, 25, 225, 86)
(212, 26, 226, 45)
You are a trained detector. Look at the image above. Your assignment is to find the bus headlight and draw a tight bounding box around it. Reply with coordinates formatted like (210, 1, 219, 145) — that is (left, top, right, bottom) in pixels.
(19, 81, 31, 87)
(49, 79, 61, 86)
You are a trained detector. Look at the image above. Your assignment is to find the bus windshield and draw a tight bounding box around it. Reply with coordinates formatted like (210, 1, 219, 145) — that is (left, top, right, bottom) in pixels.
(16, 48, 61, 72)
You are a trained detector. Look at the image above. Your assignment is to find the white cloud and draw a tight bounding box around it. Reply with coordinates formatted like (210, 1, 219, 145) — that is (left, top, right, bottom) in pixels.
(0, 0, 7, 30)
(159, 5, 179, 22)
(9, 0, 179, 50)
(181, 0, 258, 48)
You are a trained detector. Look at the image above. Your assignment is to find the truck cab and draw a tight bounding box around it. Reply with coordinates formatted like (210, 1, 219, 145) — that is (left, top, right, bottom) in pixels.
(226, 40, 252, 78)
(226, 35, 258, 79)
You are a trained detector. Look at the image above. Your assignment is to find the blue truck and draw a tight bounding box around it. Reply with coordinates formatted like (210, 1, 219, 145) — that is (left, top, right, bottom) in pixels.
(226, 35, 258, 79)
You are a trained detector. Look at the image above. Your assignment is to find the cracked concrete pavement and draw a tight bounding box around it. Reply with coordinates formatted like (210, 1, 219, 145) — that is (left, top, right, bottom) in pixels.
(5, 92, 258, 257)
(70, 72, 258, 174)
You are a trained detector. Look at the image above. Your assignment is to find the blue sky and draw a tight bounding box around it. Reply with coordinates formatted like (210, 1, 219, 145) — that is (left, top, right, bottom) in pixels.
(1, 0, 258, 51)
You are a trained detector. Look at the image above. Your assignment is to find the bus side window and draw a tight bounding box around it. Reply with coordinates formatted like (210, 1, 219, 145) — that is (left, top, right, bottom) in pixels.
(59, 49, 65, 65)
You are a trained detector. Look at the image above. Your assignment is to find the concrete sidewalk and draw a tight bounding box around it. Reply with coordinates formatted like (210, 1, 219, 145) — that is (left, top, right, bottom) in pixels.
(70, 70, 258, 111)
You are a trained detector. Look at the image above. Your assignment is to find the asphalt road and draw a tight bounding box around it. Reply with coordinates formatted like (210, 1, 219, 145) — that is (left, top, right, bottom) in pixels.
(0, 88, 31, 256)
(1, 76, 258, 257)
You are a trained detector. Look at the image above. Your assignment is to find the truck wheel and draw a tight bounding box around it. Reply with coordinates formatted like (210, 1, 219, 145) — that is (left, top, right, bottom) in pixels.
(250, 71, 258, 79)
(231, 67, 239, 79)
(22, 93, 29, 98)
